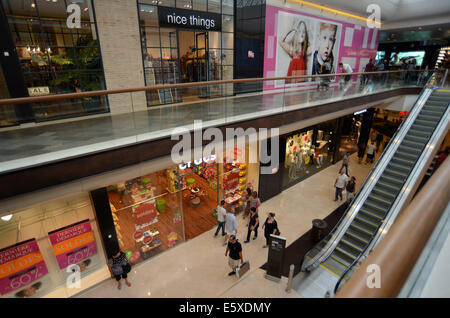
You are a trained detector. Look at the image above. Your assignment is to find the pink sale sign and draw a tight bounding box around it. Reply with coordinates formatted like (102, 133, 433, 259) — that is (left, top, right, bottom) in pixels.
(0, 239, 48, 295)
(48, 219, 98, 270)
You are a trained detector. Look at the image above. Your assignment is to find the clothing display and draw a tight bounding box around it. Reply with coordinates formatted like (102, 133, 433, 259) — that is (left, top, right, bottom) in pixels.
(287, 52, 306, 83)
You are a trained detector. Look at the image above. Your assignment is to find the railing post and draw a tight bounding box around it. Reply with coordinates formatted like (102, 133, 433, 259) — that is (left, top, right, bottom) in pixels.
(286, 264, 295, 293)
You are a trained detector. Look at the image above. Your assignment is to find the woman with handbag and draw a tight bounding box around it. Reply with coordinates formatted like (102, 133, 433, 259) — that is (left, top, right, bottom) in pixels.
(108, 249, 132, 290)
(262, 213, 280, 248)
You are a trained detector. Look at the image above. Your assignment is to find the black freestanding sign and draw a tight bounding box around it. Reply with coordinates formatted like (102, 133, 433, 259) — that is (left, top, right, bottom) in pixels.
(158, 6, 222, 32)
(265, 234, 286, 282)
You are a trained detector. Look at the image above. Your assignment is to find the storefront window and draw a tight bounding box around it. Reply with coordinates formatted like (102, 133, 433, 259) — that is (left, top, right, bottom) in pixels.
(0, 194, 106, 298)
(137, 1, 234, 106)
(1, 0, 107, 121)
(282, 120, 338, 189)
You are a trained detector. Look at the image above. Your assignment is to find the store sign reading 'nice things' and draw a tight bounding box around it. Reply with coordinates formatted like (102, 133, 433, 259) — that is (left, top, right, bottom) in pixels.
(158, 6, 221, 31)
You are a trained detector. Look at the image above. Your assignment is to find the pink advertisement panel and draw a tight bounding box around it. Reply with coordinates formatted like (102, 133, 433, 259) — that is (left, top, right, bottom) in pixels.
(0, 239, 49, 295)
(263, 5, 380, 90)
(48, 219, 98, 270)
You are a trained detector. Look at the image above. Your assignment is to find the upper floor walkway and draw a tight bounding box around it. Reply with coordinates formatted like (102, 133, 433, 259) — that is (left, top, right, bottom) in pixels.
(0, 70, 439, 199)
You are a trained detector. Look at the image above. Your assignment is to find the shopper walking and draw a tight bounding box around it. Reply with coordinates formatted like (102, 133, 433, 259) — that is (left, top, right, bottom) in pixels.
(223, 206, 238, 246)
(225, 235, 243, 276)
(262, 213, 279, 248)
(340, 151, 350, 175)
(242, 187, 253, 221)
(334, 169, 349, 202)
(366, 142, 377, 164)
(346, 176, 356, 202)
(214, 200, 227, 237)
(244, 207, 259, 243)
(376, 133, 384, 152)
(108, 249, 132, 290)
(248, 191, 261, 226)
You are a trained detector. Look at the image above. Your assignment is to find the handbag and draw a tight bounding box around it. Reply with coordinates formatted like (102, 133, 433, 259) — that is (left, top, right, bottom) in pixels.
(275, 228, 281, 236)
(236, 260, 250, 278)
(122, 262, 131, 274)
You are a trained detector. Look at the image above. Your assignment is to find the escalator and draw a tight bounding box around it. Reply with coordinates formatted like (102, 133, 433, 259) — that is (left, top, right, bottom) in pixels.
(300, 87, 450, 295)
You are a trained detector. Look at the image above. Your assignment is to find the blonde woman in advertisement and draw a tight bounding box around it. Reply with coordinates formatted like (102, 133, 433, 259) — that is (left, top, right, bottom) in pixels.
(280, 20, 311, 83)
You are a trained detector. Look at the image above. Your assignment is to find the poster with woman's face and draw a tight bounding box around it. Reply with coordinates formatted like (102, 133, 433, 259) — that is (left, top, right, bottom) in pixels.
(274, 10, 341, 87)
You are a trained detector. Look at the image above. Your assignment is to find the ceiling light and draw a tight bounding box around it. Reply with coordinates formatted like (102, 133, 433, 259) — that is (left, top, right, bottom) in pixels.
(31, 3, 35, 7)
(1, 214, 12, 222)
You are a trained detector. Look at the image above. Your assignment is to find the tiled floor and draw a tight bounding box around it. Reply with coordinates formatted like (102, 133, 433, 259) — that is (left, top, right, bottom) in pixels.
(75, 152, 377, 298)
(0, 80, 412, 173)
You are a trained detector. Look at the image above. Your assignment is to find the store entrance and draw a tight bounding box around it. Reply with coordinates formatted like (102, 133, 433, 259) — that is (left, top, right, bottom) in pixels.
(178, 30, 211, 102)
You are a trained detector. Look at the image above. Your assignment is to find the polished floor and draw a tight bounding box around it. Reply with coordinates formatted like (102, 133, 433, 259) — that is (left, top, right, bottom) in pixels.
(75, 151, 378, 298)
(0, 79, 414, 173)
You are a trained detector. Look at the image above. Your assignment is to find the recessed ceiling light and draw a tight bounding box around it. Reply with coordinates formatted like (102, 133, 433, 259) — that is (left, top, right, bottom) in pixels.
(1, 214, 12, 221)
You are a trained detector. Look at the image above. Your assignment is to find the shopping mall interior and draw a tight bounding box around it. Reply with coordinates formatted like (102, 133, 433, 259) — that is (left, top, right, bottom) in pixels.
(0, 0, 449, 302)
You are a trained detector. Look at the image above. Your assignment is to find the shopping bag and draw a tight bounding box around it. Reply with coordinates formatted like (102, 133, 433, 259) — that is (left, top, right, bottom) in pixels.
(236, 260, 250, 278)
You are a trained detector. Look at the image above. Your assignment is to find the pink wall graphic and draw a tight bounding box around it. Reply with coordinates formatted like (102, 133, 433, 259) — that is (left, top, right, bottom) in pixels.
(263, 5, 380, 90)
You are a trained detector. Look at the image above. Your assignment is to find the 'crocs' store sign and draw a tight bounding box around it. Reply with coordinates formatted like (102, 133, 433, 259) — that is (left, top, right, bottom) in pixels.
(158, 6, 221, 31)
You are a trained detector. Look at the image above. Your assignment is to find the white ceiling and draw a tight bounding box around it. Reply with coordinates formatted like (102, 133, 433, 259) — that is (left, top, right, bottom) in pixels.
(312, 0, 450, 25)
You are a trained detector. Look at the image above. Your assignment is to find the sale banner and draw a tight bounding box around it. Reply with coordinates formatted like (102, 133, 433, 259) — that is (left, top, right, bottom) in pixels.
(48, 219, 98, 270)
(133, 202, 158, 230)
(0, 239, 48, 295)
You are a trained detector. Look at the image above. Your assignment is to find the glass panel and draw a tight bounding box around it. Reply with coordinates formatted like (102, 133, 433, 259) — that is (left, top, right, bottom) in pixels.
(222, 32, 233, 49)
(143, 48, 162, 67)
(209, 31, 221, 49)
(160, 28, 177, 47)
(48, 47, 76, 71)
(138, 4, 158, 26)
(106, 170, 185, 267)
(8, 17, 42, 47)
(72, 23, 98, 44)
(35, 0, 68, 19)
(80, 0, 95, 21)
(208, 0, 221, 13)
(222, 15, 233, 32)
(222, 0, 234, 15)
(140, 0, 175, 7)
(192, 0, 207, 11)
(221, 49, 233, 65)
(141, 27, 160, 47)
(177, 0, 192, 9)
(2, 0, 38, 16)
(221, 65, 233, 80)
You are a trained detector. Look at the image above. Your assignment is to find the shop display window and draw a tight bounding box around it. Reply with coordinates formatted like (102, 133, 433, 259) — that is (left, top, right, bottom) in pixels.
(218, 147, 251, 214)
(0, 194, 106, 298)
(2, 0, 107, 121)
(282, 120, 338, 189)
(107, 171, 185, 266)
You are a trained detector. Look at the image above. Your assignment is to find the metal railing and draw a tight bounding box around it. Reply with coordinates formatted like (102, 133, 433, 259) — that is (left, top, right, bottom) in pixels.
(336, 156, 450, 297)
(301, 71, 439, 273)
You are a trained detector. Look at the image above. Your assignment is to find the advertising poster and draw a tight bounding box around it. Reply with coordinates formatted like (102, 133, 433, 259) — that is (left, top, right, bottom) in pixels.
(264, 5, 379, 90)
(0, 239, 48, 296)
(132, 201, 158, 231)
(48, 219, 98, 270)
(223, 171, 240, 193)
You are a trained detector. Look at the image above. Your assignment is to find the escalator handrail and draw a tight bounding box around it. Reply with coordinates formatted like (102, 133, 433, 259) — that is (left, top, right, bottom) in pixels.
(333, 80, 449, 294)
(300, 73, 437, 272)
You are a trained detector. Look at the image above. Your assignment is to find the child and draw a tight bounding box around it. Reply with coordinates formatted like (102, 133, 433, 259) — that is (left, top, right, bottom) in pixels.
(312, 23, 337, 79)
(280, 20, 310, 83)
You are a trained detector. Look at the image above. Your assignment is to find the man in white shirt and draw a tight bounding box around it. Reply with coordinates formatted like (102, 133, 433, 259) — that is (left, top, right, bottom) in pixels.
(214, 200, 227, 237)
(339, 62, 353, 82)
(334, 169, 349, 201)
(223, 205, 238, 246)
(366, 142, 377, 164)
